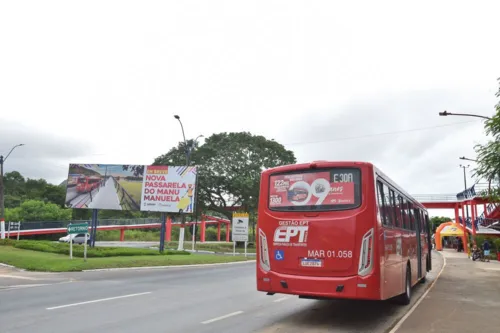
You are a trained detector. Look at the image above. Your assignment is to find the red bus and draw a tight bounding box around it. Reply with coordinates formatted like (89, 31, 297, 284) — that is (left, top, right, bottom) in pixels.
(256, 161, 432, 305)
(76, 176, 101, 193)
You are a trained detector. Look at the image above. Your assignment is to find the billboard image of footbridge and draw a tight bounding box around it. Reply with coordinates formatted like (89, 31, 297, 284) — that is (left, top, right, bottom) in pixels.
(65, 164, 197, 213)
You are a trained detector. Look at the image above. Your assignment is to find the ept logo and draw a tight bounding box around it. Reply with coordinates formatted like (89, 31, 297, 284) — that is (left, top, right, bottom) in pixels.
(273, 226, 308, 243)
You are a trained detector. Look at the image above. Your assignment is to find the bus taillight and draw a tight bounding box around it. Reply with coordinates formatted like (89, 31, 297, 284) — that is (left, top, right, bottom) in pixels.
(358, 228, 374, 276)
(258, 228, 271, 272)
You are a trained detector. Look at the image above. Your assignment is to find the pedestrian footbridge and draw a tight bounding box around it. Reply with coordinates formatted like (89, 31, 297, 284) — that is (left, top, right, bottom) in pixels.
(412, 182, 500, 235)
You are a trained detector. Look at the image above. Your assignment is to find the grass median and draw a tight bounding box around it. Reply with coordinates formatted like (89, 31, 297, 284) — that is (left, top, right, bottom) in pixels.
(0, 240, 253, 272)
(165, 241, 256, 253)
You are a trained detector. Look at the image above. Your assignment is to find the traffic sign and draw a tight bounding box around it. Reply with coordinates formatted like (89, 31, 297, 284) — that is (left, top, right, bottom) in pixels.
(232, 213, 249, 242)
(8, 221, 21, 241)
(232, 212, 249, 257)
(67, 223, 89, 261)
(68, 223, 89, 234)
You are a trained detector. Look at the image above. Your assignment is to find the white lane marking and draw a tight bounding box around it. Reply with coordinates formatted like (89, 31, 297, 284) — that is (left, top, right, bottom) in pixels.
(388, 252, 447, 333)
(0, 274, 40, 281)
(46, 292, 151, 310)
(201, 311, 244, 324)
(273, 296, 289, 303)
(3, 284, 50, 289)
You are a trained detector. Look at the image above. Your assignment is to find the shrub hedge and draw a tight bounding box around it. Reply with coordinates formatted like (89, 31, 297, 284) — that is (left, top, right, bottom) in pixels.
(0, 239, 190, 258)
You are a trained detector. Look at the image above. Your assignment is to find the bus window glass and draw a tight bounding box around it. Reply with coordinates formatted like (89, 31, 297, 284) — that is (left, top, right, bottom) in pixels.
(268, 168, 362, 212)
(413, 208, 421, 231)
(390, 189, 400, 228)
(383, 183, 393, 226)
(407, 202, 415, 231)
(395, 194, 403, 228)
(376, 181, 387, 225)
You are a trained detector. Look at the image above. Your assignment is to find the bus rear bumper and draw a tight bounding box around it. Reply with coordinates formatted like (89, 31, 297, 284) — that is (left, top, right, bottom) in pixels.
(257, 271, 380, 300)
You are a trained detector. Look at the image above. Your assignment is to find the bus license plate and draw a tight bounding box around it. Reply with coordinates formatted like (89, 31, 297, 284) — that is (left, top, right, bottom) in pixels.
(301, 258, 323, 267)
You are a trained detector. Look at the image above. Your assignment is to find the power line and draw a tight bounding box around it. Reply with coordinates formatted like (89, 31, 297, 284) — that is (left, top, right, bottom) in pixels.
(282, 120, 480, 146)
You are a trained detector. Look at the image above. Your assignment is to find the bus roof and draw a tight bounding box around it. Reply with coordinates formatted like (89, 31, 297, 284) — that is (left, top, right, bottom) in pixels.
(261, 161, 374, 175)
(261, 161, 426, 210)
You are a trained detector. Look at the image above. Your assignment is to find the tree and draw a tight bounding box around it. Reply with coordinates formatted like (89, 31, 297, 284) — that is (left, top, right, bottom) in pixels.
(3, 171, 67, 208)
(122, 165, 145, 177)
(153, 132, 296, 249)
(5, 200, 72, 222)
(430, 216, 452, 233)
(473, 77, 500, 200)
(154, 132, 296, 218)
(3, 171, 26, 208)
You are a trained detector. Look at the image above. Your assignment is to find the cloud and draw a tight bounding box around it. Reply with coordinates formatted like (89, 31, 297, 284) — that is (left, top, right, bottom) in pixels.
(0, 119, 95, 184)
(280, 88, 494, 215)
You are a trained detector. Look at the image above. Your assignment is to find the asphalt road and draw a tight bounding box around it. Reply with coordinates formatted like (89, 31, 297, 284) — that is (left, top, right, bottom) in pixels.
(0, 251, 443, 333)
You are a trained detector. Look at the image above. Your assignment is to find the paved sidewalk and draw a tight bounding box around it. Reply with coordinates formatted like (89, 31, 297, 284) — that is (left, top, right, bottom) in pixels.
(396, 249, 500, 333)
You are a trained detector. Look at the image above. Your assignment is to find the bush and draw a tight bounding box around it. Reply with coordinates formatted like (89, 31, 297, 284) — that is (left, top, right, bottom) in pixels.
(494, 238, 500, 252)
(473, 236, 499, 253)
(1, 240, 190, 258)
(0, 239, 15, 246)
(96, 230, 162, 242)
(204, 226, 228, 241)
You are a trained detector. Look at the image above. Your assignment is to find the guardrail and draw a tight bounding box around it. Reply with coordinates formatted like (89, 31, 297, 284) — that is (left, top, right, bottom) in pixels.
(1, 219, 231, 242)
(12, 218, 162, 231)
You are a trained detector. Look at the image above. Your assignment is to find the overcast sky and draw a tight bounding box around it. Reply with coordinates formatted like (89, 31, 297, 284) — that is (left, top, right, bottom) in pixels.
(1, 0, 499, 218)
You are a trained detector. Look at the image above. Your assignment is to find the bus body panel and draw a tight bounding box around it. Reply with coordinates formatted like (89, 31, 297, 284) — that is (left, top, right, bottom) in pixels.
(256, 161, 430, 302)
(373, 166, 430, 299)
(380, 227, 404, 300)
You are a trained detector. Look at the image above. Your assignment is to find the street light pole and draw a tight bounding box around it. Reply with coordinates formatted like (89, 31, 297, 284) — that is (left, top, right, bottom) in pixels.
(459, 156, 478, 162)
(0, 144, 25, 239)
(439, 110, 492, 120)
(174, 115, 189, 165)
(173, 115, 203, 251)
(460, 164, 470, 219)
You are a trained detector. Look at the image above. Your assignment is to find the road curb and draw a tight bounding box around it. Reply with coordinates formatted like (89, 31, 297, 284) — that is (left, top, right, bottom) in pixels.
(387, 250, 447, 333)
(81, 259, 256, 272)
(0, 263, 20, 269)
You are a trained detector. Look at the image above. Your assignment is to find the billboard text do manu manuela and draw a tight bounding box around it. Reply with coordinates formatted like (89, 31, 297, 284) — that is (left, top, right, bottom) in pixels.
(65, 164, 197, 213)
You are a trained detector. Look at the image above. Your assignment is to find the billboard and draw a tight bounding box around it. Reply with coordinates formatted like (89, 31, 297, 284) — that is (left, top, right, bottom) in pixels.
(64, 164, 197, 213)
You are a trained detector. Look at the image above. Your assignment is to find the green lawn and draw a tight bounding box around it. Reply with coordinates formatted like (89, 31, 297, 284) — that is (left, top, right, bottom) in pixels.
(0, 246, 252, 272)
(118, 180, 143, 203)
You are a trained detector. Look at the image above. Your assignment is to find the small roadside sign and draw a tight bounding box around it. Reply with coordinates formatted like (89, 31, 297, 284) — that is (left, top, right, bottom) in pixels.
(8, 221, 21, 241)
(67, 223, 89, 261)
(232, 212, 249, 257)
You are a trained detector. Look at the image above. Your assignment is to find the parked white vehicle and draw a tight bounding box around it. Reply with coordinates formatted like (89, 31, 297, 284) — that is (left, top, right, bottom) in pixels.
(58, 233, 91, 245)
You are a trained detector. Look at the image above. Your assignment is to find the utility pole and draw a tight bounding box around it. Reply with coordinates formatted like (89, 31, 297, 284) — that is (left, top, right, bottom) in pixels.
(0, 144, 25, 239)
(460, 164, 470, 219)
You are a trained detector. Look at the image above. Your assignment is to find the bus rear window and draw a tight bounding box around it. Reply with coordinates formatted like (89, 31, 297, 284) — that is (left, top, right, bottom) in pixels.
(268, 168, 361, 211)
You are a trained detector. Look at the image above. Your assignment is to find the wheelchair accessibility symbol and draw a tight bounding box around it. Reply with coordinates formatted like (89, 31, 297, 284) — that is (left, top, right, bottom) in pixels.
(274, 250, 284, 261)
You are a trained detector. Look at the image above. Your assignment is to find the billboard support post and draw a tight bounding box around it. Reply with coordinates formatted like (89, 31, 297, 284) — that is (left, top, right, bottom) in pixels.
(177, 211, 186, 251)
(191, 220, 196, 252)
(192, 174, 200, 252)
(159, 212, 166, 253)
(91, 209, 98, 247)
